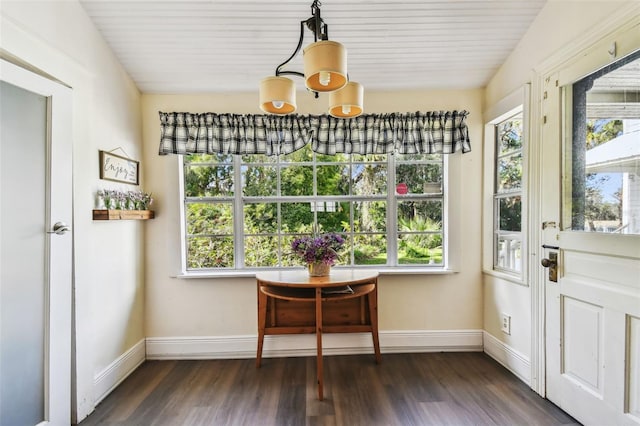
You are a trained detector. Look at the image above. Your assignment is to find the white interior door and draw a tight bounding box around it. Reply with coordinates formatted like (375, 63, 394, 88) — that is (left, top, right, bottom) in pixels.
(541, 33, 640, 425)
(0, 59, 72, 425)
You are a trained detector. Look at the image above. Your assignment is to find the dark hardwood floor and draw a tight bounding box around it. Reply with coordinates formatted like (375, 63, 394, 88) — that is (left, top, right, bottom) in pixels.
(79, 352, 579, 426)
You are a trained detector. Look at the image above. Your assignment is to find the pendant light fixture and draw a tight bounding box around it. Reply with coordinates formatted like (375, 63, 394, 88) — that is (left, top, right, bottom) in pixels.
(303, 40, 347, 92)
(329, 81, 363, 118)
(259, 0, 363, 118)
(259, 76, 296, 114)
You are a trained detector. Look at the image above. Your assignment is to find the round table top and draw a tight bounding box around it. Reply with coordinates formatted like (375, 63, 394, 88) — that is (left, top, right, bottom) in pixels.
(256, 268, 379, 288)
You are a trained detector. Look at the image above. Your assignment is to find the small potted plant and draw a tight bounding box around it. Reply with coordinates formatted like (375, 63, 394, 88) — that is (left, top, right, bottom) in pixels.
(291, 232, 345, 276)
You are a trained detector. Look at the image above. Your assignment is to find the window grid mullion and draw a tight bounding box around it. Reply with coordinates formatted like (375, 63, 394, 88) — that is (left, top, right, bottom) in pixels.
(348, 160, 355, 265)
(313, 153, 318, 227)
(233, 155, 244, 268)
(276, 155, 283, 266)
(494, 190, 523, 198)
(387, 154, 398, 266)
(496, 148, 522, 159)
(179, 155, 188, 272)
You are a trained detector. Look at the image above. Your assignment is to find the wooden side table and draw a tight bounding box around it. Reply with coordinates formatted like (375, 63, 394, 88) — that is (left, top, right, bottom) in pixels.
(256, 269, 381, 400)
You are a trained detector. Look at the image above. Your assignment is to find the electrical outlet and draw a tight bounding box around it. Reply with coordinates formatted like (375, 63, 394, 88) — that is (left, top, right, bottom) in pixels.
(501, 314, 511, 335)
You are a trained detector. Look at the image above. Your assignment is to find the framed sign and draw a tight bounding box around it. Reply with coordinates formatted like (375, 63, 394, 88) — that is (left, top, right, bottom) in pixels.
(99, 150, 139, 185)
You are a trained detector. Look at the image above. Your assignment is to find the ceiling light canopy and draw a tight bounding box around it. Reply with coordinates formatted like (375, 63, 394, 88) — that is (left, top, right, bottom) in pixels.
(259, 0, 363, 118)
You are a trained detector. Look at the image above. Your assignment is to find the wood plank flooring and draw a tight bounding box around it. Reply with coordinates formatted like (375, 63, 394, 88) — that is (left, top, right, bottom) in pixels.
(79, 352, 579, 426)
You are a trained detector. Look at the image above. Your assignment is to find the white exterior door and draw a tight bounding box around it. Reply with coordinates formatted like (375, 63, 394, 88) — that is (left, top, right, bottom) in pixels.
(540, 22, 640, 426)
(0, 59, 72, 425)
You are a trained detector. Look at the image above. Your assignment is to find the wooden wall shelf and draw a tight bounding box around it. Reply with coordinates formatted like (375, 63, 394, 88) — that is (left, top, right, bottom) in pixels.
(93, 210, 155, 220)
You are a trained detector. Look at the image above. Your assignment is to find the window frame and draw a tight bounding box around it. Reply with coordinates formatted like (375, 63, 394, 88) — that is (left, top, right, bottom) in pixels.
(561, 49, 640, 235)
(178, 150, 451, 276)
(482, 86, 529, 285)
(493, 113, 524, 275)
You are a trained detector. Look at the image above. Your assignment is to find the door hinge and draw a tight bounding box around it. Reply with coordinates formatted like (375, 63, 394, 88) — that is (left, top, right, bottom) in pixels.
(543, 91, 548, 99)
(543, 115, 547, 124)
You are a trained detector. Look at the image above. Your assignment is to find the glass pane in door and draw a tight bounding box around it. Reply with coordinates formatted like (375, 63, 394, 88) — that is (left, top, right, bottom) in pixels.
(565, 51, 640, 234)
(0, 81, 47, 425)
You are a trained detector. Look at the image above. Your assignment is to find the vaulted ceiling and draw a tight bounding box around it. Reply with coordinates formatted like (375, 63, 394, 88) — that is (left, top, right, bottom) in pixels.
(79, 0, 547, 94)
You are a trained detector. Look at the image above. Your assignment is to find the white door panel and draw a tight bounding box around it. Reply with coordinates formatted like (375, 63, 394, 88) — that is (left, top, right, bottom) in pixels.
(562, 296, 604, 396)
(547, 246, 639, 425)
(1, 78, 48, 426)
(0, 59, 72, 426)
(541, 26, 640, 425)
(629, 317, 640, 419)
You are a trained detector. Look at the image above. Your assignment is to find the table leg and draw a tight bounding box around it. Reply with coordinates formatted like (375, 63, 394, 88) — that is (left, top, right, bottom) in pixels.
(315, 287, 323, 400)
(368, 281, 382, 364)
(256, 284, 267, 368)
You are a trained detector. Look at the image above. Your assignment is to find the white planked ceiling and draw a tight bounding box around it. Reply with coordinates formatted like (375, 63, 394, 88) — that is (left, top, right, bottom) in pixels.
(79, 0, 548, 94)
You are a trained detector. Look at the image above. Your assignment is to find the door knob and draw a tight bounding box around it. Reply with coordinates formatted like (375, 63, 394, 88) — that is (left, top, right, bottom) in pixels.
(541, 257, 556, 268)
(47, 221, 71, 235)
(541, 251, 558, 282)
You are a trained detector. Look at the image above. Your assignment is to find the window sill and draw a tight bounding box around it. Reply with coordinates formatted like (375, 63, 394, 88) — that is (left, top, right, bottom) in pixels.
(482, 268, 527, 286)
(175, 266, 458, 280)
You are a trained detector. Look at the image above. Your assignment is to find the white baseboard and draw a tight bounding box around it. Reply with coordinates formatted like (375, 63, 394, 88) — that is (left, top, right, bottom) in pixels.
(381, 330, 482, 353)
(483, 331, 531, 385)
(93, 339, 146, 405)
(89, 332, 526, 404)
(146, 329, 483, 360)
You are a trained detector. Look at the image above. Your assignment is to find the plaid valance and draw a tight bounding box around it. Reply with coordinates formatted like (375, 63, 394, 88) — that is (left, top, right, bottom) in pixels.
(158, 111, 471, 156)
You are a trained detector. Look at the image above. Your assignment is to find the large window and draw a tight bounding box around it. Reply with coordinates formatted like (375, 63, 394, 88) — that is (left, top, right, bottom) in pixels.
(182, 144, 445, 271)
(493, 113, 523, 274)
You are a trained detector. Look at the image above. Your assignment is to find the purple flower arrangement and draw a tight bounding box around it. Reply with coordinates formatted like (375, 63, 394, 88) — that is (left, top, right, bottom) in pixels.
(291, 233, 345, 266)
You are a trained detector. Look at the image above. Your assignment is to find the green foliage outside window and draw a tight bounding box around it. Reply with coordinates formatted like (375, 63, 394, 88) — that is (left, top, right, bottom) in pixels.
(183, 146, 445, 270)
(586, 119, 622, 150)
(494, 115, 524, 274)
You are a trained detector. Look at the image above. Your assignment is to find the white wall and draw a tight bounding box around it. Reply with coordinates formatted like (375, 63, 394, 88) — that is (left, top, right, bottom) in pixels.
(482, 0, 639, 386)
(0, 1, 143, 421)
(485, 0, 635, 109)
(6, 0, 626, 418)
(141, 89, 484, 344)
